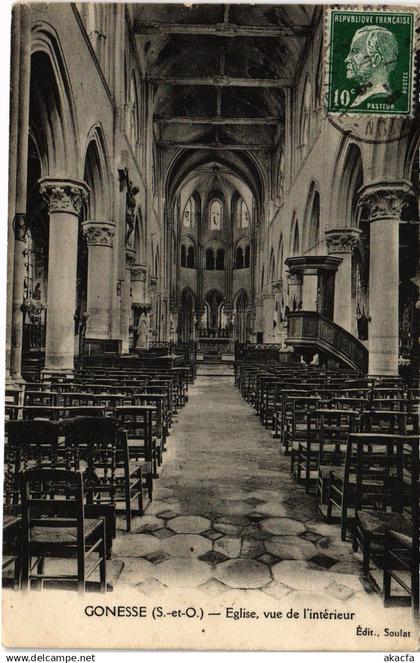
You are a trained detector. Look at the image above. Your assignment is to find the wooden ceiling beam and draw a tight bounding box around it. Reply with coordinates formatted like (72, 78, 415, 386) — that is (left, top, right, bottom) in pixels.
(154, 115, 281, 126)
(158, 141, 272, 151)
(147, 74, 292, 88)
(134, 21, 309, 38)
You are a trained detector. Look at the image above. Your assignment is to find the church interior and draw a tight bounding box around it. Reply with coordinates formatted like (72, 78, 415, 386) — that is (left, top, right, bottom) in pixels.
(3, 2, 420, 620)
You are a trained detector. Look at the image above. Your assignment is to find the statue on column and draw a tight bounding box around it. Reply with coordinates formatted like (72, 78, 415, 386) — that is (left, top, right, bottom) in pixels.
(119, 167, 139, 246)
(23, 282, 46, 349)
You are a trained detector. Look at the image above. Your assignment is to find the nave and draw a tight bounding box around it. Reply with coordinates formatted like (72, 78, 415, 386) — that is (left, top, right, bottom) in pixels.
(112, 373, 382, 605)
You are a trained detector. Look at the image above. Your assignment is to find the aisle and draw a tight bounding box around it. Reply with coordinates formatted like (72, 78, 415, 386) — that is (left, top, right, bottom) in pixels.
(113, 375, 377, 605)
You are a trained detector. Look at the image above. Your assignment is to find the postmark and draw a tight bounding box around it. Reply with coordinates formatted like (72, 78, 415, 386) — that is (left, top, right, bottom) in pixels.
(326, 8, 415, 116)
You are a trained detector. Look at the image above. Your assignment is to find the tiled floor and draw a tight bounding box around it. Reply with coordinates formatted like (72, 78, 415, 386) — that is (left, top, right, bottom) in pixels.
(112, 375, 380, 606)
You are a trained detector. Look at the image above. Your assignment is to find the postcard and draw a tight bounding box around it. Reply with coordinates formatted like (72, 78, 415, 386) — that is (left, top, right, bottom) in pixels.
(3, 0, 419, 651)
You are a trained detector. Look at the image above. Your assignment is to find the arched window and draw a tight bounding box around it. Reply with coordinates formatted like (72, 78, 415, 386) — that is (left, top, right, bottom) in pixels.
(205, 248, 215, 270)
(187, 246, 195, 268)
(235, 246, 244, 269)
(245, 245, 250, 268)
(183, 199, 191, 228)
(216, 248, 225, 270)
(309, 191, 320, 250)
(240, 199, 249, 228)
(269, 249, 276, 283)
(292, 223, 300, 256)
(183, 197, 195, 228)
(181, 244, 186, 267)
(209, 199, 222, 230)
(300, 77, 312, 152)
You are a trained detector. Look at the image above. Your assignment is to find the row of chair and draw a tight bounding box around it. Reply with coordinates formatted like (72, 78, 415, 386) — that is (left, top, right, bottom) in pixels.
(3, 357, 194, 593)
(235, 359, 420, 616)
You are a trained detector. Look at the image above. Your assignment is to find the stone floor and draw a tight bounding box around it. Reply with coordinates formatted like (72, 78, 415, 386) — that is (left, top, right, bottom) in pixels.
(111, 374, 383, 608)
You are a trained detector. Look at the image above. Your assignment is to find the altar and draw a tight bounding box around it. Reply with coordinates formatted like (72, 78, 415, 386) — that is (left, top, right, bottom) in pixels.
(197, 337, 234, 357)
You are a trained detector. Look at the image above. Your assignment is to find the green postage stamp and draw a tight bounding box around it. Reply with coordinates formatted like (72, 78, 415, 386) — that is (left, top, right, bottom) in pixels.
(326, 8, 415, 115)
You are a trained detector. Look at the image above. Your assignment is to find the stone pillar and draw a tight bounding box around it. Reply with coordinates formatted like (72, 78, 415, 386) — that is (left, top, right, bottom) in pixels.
(121, 248, 135, 353)
(325, 228, 361, 332)
(359, 182, 411, 376)
(82, 220, 115, 339)
(40, 178, 89, 376)
(9, 5, 31, 382)
(10, 216, 28, 381)
(287, 272, 302, 311)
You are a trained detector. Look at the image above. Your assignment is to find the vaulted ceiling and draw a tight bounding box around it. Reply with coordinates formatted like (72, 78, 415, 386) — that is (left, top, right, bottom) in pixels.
(133, 4, 318, 152)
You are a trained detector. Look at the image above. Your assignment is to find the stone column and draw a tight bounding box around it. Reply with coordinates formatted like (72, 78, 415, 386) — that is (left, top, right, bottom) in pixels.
(40, 178, 89, 377)
(9, 5, 31, 382)
(325, 228, 361, 332)
(10, 216, 28, 381)
(287, 272, 302, 311)
(359, 182, 411, 376)
(82, 220, 115, 339)
(121, 248, 135, 353)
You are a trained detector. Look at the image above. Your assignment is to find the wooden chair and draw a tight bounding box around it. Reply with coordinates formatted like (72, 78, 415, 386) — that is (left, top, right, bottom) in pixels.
(327, 433, 408, 541)
(2, 514, 22, 589)
(288, 396, 322, 473)
(314, 409, 360, 506)
(129, 393, 167, 462)
(114, 406, 156, 488)
(24, 390, 58, 407)
(352, 433, 417, 578)
(20, 468, 107, 593)
(383, 478, 420, 616)
(5, 420, 61, 505)
(62, 417, 143, 532)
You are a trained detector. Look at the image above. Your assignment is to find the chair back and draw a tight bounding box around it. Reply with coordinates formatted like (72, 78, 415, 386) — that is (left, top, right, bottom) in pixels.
(20, 468, 85, 544)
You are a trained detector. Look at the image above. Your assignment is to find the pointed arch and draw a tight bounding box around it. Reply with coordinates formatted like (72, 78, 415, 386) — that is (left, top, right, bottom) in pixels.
(269, 248, 276, 283)
(233, 288, 249, 343)
(30, 22, 79, 175)
(289, 214, 300, 257)
(83, 124, 111, 220)
(209, 198, 223, 230)
(331, 140, 364, 227)
(303, 181, 321, 253)
(300, 75, 312, 152)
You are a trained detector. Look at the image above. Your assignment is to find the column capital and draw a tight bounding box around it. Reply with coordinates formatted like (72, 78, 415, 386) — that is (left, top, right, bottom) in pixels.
(358, 181, 412, 222)
(325, 227, 362, 254)
(131, 264, 147, 282)
(82, 220, 115, 247)
(39, 178, 89, 216)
